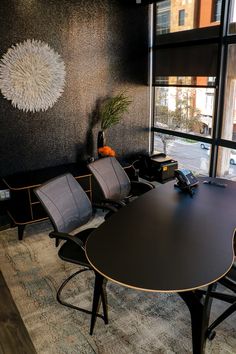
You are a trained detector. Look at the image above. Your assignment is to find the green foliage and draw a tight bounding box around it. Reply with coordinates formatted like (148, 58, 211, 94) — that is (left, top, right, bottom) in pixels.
(155, 88, 203, 155)
(100, 92, 132, 130)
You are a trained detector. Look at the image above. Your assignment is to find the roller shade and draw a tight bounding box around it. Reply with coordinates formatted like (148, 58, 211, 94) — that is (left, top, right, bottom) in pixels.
(154, 43, 218, 76)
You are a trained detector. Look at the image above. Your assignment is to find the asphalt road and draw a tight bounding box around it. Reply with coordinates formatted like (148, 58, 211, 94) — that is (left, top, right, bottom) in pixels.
(154, 138, 236, 178)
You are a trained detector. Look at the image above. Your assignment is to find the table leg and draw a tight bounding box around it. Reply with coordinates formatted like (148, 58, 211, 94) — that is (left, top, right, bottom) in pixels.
(101, 278, 109, 325)
(178, 284, 215, 354)
(90, 272, 106, 335)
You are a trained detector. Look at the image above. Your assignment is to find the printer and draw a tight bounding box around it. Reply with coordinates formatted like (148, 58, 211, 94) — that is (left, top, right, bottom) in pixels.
(138, 153, 178, 183)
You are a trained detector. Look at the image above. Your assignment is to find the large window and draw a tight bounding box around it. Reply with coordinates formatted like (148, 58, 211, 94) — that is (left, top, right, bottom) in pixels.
(221, 45, 236, 142)
(154, 86, 215, 137)
(229, 0, 236, 33)
(152, 0, 236, 180)
(154, 133, 210, 176)
(217, 147, 236, 179)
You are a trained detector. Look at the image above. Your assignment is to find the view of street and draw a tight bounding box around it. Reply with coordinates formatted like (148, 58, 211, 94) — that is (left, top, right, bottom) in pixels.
(154, 136, 236, 179)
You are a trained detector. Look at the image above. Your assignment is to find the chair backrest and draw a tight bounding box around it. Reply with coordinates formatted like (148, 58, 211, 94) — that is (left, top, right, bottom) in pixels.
(34, 173, 92, 233)
(88, 157, 131, 201)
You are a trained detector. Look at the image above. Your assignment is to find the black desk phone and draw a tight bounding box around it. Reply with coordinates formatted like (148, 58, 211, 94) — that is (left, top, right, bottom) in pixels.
(175, 169, 199, 195)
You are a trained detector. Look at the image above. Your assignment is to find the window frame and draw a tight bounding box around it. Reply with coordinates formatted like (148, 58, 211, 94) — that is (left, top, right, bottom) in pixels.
(151, 0, 236, 177)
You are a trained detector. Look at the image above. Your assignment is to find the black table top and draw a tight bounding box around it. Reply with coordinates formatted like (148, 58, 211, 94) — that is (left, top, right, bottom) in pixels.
(86, 177, 236, 293)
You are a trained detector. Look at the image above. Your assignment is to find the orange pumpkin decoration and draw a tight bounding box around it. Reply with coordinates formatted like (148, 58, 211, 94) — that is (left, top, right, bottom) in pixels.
(98, 145, 116, 157)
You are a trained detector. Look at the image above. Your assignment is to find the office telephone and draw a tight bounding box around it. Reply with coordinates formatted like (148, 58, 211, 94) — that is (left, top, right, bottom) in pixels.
(175, 169, 199, 194)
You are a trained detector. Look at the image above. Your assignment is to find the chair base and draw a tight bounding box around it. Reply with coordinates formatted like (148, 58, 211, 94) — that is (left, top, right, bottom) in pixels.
(57, 268, 108, 333)
(195, 288, 236, 340)
(206, 301, 236, 340)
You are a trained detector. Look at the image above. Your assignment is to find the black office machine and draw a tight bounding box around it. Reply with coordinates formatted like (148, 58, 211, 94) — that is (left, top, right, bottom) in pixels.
(138, 153, 178, 183)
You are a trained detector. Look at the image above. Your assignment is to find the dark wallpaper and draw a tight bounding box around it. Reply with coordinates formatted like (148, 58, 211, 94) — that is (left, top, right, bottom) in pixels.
(0, 0, 149, 176)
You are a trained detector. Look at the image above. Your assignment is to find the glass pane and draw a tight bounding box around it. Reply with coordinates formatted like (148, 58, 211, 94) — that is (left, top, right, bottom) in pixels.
(153, 133, 210, 176)
(212, 0, 222, 22)
(221, 45, 236, 141)
(156, 0, 171, 34)
(156, 0, 222, 36)
(154, 76, 216, 87)
(154, 86, 215, 138)
(228, 0, 236, 34)
(178, 9, 185, 26)
(216, 147, 236, 180)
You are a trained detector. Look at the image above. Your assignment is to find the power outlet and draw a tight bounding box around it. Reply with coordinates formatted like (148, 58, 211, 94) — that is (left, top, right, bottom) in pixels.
(0, 189, 10, 201)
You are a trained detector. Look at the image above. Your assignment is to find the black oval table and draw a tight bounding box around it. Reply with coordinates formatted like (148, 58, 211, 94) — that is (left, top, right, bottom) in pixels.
(85, 177, 236, 353)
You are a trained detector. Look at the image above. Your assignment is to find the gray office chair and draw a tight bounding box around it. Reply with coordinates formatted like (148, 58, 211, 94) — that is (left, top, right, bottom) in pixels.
(88, 157, 155, 209)
(206, 261, 236, 340)
(34, 173, 111, 335)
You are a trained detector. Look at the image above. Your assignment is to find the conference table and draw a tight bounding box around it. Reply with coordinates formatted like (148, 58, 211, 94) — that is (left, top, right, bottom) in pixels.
(85, 177, 236, 354)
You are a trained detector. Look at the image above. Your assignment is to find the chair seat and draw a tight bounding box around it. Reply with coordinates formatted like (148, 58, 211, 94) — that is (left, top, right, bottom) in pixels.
(58, 228, 95, 267)
(130, 180, 154, 197)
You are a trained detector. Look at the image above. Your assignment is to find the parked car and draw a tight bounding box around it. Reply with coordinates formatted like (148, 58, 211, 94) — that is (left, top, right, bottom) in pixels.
(230, 151, 236, 165)
(200, 143, 210, 150)
(200, 143, 236, 165)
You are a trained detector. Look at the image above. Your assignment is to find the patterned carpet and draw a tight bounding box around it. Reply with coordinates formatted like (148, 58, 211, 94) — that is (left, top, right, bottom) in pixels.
(0, 212, 235, 354)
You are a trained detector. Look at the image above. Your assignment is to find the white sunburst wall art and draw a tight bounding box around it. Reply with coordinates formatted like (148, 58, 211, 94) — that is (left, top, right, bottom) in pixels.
(0, 39, 66, 112)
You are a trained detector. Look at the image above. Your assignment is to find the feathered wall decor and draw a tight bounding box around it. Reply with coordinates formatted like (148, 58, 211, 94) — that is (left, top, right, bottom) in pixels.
(0, 39, 66, 112)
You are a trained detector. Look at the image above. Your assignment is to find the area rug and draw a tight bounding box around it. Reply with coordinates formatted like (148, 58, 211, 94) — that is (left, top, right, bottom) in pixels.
(0, 212, 235, 354)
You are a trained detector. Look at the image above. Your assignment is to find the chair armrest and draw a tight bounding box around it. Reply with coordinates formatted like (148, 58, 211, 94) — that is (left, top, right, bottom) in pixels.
(131, 180, 155, 189)
(130, 180, 155, 196)
(49, 231, 85, 250)
(96, 199, 126, 208)
(92, 202, 118, 213)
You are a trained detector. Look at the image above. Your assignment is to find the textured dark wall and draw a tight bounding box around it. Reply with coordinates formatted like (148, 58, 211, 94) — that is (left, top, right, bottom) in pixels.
(0, 0, 149, 176)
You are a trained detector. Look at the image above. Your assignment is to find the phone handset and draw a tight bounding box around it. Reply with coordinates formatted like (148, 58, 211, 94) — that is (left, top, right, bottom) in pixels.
(174, 169, 199, 195)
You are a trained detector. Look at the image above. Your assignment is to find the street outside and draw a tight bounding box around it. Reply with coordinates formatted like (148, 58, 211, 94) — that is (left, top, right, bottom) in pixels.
(154, 137, 236, 179)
